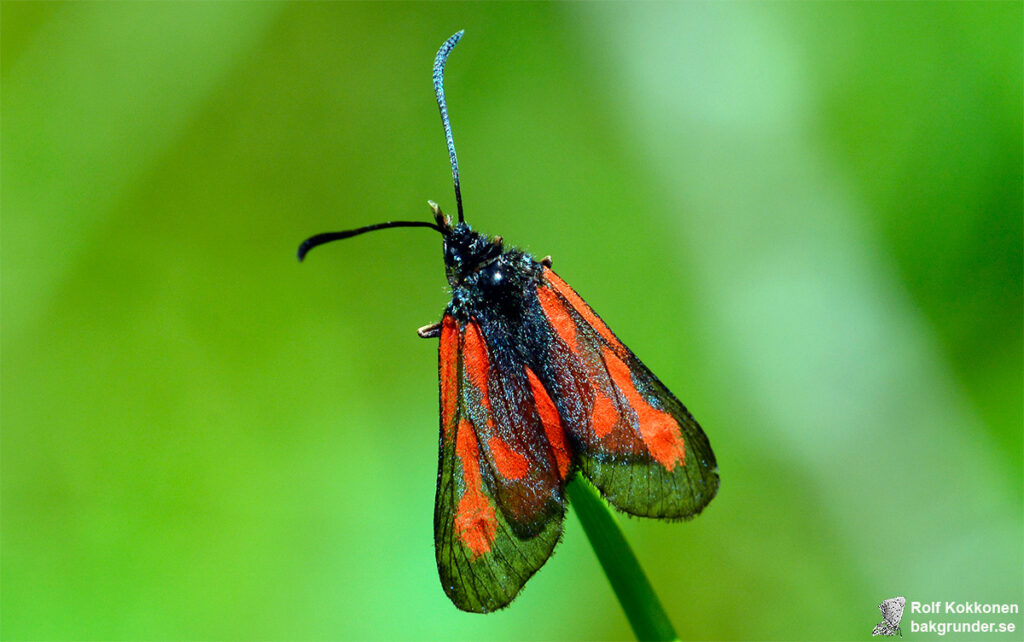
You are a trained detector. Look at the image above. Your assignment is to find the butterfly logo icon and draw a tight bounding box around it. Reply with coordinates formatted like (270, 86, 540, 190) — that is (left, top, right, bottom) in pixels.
(872, 596, 906, 637)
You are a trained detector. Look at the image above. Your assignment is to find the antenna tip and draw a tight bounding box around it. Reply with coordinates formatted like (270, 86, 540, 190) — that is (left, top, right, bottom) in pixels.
(435, 31, 465, 68)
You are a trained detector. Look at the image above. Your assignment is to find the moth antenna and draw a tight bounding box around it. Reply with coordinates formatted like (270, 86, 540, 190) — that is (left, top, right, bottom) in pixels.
(433, 30, 465, 223)
(297, 220, 443, 261)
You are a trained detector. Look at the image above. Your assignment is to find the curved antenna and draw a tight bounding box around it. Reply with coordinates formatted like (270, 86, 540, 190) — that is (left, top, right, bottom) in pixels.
(433, 30, 465, 222)
(297, 221, 443, 261)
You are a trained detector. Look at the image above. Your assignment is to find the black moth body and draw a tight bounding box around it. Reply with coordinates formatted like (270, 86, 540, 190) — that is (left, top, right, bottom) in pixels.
(298, 31, 718, 613)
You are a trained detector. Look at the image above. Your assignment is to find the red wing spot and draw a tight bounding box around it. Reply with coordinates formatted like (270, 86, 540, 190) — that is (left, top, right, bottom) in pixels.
(525, 368, 572, 479)
(462, 322, 490, 409)
(454, 419, 497, 559)
(602, 347, 686, 471)
(544, 268, 623, 351)
(487, 436, 530, 480)
(537, 286, 577, 349)
(591, 388, 619, 439)
(439, 317, 459, 438)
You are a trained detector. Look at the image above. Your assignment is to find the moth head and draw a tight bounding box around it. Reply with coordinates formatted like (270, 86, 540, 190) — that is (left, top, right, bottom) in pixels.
(442, 222, 503, 288)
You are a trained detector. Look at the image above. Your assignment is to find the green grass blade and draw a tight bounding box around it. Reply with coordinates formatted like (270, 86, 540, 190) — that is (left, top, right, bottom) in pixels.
(567, 474, 679, 642)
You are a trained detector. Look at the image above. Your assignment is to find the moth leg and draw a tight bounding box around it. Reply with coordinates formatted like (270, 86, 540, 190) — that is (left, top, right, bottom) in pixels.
(417, 322, 442, 339)
(540, 255, 552, 267)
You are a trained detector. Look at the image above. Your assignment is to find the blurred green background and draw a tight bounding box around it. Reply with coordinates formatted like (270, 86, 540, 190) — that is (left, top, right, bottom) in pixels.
(3, 2, 1021, 640)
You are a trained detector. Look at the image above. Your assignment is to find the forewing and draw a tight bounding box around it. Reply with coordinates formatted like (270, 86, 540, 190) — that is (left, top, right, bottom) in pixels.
(434, 315, 564, 612)
(533, 268, 719, 519)
(880, 597, 905, 626)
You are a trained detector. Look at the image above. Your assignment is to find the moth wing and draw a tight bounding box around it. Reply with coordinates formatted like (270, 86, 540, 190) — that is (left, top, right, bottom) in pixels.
(880, 597, 905, 625)
(534, 268, 719, 519)
(434, 315, 564, 612)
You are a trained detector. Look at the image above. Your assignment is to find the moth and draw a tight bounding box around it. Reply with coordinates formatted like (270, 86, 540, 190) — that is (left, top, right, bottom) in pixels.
(298, 30, 719, 612)
(872, 596, 905, 637)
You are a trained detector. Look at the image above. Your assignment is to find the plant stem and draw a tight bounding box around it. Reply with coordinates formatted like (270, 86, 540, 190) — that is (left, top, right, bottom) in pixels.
(566, 474, 679, 642)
